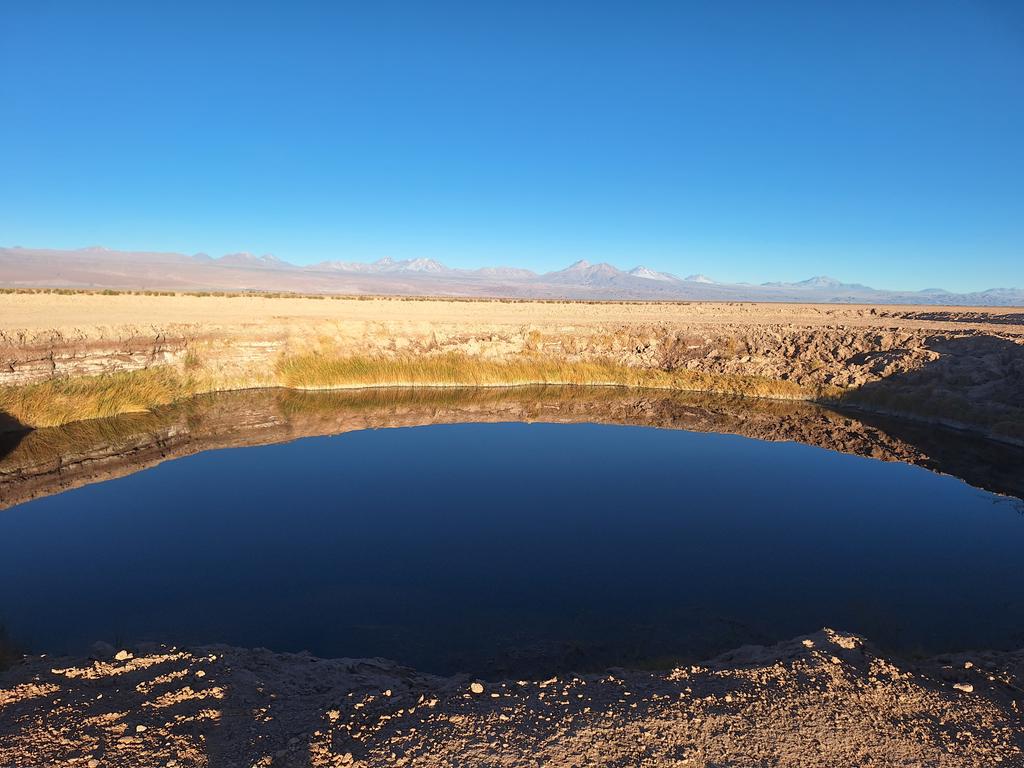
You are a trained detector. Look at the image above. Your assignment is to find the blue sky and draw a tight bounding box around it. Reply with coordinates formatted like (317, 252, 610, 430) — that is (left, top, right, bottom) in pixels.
(2, 1, 1022, 291)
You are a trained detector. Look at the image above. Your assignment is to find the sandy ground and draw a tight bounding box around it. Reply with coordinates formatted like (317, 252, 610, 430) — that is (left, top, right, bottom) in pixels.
(1, 292, 1021, 334)
(1, 629, 1021, 767)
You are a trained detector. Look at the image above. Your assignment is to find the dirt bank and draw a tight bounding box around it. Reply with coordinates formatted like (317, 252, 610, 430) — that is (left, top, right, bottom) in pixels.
(1, 629, 1021, 767)
(1, 294, 1022, 440)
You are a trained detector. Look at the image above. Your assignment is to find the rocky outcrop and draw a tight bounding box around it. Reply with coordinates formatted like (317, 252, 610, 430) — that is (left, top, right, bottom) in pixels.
(0, 329, 192, 387)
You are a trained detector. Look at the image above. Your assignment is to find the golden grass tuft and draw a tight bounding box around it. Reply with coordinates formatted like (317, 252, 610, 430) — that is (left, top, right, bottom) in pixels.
(275, 352, 833, 401)
(0, 368, 194, 429)
(0, 354, 839, 430)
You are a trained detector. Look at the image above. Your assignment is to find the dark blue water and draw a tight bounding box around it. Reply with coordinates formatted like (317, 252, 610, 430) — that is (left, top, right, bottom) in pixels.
(1, 422, 1022, 674)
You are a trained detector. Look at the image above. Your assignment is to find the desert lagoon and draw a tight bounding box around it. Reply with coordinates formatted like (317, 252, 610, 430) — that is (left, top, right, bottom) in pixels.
(1, 387, 1022, 677)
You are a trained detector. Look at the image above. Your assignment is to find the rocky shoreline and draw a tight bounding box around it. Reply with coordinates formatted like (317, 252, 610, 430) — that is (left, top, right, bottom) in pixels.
(1, 294, 1022, 441)
(1, 629, 1021, 767)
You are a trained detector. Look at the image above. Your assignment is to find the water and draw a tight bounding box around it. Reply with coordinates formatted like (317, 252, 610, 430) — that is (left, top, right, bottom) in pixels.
(2, 421, 1022, 675)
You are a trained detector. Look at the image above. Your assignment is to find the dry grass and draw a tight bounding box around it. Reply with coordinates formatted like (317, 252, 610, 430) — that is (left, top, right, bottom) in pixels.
(0, 368, 193, 429)
(0, 354, 837, 431)
(2, 409, 176, 467)
(275, 352, 833, 400)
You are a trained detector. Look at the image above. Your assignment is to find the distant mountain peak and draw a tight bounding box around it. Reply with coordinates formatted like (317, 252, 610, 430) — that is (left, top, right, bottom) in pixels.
(401, 258, 445, 273)
(307, 256, 449, 274)
(544, 260, 626, 285)
(217, 252, 287, 268)
(2, 246, 1021, 306)
(629, 266, 678, 282)
(797, 275, 844, 288)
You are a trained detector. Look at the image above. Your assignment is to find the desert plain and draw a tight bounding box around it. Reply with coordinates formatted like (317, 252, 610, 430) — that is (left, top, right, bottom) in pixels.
(1, 291, 1021, 438)
(1, 292, 1023, 767)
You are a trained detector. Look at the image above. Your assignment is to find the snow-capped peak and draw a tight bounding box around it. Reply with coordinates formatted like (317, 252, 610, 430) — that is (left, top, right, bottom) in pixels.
(629, 266, 677, 282)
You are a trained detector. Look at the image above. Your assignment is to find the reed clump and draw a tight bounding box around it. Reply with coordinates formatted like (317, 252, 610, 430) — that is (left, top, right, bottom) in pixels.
(275, 352, 831, 400)
(0, 368, 193, 429)
(0, 354, 837, 431)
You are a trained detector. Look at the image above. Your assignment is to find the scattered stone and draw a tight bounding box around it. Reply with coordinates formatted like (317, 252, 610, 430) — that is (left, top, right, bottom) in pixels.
(2, 629, 1022, 767)
(136, 724, 147, 733)
(114, 650, 133, 662)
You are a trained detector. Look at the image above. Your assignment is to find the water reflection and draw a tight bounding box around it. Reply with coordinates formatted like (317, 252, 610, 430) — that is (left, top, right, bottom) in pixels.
(2, 386, 1022, 510)
(2, 387, 1024, 676)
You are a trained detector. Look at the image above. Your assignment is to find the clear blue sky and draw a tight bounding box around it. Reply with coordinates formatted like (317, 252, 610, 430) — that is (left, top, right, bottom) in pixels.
(2, 1, 1022, 291)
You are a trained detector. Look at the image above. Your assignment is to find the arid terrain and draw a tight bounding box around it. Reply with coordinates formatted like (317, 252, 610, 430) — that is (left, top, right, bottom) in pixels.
(1, 292, 1022, 441)
(1, 629, 1022, 767)
(2, 295, 1023, 767)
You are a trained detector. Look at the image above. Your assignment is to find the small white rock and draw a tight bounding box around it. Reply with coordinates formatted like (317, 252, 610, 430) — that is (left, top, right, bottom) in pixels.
(470, 682, 484, 694)
(114, 650, 132, 662)
(953, 682, 974, 693)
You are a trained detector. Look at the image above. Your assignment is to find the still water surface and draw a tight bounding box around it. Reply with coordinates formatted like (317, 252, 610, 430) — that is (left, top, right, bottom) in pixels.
(2, 422, 1022, 675)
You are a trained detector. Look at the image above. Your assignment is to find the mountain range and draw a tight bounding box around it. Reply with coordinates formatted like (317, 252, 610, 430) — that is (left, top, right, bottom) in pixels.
(1, 246, 1020, 306)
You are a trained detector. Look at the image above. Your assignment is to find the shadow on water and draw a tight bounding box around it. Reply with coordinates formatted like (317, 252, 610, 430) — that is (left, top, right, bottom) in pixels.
(0, 625, 22, 672)
(1, 383, 1022, 510)
(840, 333, 1024, 447)
(0, 412, 29, 462)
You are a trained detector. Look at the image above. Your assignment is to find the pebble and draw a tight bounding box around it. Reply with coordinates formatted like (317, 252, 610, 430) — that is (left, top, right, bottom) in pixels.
(953, 683, 974, 693)
(87, 760, 100, 768)
(136, 724, 147, 733)
(470, 682, 485, 694)
(114, 650, 133, 662)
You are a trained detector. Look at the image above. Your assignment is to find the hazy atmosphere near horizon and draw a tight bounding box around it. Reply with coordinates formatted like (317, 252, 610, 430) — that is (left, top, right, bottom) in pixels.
(2, 1, 1023, 292)
(3, 4, 1024, 768)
